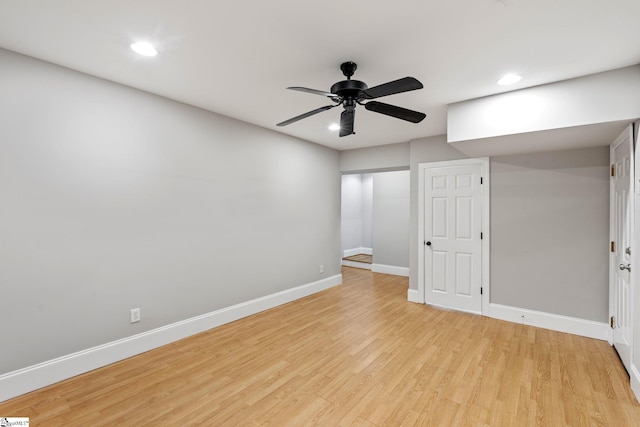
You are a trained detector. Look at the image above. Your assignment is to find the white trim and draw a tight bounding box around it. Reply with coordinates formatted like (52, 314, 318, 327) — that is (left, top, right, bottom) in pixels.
(485, 303, 611, 341)
(417, 158, 490, 313)
(341, 260, 372, 270)
(633, 121, 640, 405)
(407, 289, 423, 303)
(631, 364, 640, 404)
(371, 263, 409, 277)
(418, 163, 425, 304)
(343, 247, 373, 257)
(0, 274, 342, 403)
(406, 295, 611, 342)
(481, 161, 491, 314)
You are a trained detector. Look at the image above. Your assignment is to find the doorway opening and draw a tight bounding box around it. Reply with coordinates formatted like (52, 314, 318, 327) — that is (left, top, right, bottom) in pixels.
(341, 173, 373, 270)
(341, 170, 410, 276)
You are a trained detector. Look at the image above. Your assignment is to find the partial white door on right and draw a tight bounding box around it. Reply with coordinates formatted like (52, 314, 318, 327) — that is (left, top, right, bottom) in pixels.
(611, 125, 634, 373)
(424, 164, 483, 313)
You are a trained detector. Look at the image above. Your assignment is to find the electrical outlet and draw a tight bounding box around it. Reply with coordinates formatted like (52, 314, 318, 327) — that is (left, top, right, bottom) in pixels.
(320, 264, 324, 274)
(130, 308, 141, 323)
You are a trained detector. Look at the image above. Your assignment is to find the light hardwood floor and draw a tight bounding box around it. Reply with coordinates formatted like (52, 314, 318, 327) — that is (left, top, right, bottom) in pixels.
(2, 267, 640, 426)
(342, 254, 373, 264)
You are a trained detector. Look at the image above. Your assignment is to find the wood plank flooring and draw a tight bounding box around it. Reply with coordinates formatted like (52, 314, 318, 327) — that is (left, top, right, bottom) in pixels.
(342, 254, 373, 264)
(2, 267, 640, 426)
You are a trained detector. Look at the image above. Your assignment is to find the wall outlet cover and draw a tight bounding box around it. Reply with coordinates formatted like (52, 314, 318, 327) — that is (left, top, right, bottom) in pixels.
(130, 308, 141, 323)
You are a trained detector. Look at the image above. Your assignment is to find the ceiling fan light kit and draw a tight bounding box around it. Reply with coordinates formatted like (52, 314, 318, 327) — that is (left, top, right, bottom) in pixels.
(277, 61, 426, 137)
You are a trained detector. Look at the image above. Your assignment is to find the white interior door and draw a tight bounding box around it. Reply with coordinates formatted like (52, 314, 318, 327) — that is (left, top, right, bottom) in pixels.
(611, 125, 634, 372)
(423, 164, 483, 313)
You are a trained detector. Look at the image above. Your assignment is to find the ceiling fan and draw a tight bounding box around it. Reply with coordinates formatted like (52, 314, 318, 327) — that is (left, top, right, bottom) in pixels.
(277, 61, 426, 137)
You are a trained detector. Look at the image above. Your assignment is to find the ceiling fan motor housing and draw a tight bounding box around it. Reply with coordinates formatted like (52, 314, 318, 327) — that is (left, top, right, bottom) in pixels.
(330, 79, 368, 99)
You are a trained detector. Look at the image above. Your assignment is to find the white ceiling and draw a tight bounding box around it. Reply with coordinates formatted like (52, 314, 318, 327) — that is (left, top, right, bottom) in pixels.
(1, 0, 639, 151)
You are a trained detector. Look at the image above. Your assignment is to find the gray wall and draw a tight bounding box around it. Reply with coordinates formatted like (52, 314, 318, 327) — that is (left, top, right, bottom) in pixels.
(372, 171, 410, 268)
(491, 147, 610, 321)
(340, 142, 409, 173)
(0, 49, 341, 374)
(341, 174, 363, 254)
(347, 134, 610, 323)
(341, 174, 373, 254)
(362, 174, 373, 249)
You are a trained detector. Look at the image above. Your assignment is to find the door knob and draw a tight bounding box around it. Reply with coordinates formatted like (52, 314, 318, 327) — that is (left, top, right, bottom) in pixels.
(619, 263, 631, 272)
(425, 241, 432, 246)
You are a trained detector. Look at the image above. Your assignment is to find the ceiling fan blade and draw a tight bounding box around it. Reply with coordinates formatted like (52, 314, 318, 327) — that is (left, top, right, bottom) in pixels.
(277, 105, 336, 127)
(287, 87, 337, 98)
(364, 101, 426, 123)
(362, 77, 423, 99)
(339, 110, 355, 137)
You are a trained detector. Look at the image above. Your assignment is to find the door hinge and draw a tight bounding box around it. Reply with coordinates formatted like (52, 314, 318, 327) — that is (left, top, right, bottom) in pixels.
(480, 287, 483, 295)
(480, 177, 483, 184)
(480, 232, 483, 240)
(611, 165, 615, 177)
(610, 316, 615, 328)
(611, 241, 615, 253)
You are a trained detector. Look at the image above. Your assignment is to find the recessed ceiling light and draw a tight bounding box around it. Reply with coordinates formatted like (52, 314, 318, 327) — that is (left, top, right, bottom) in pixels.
(328, 123, 340, 131)
(497, 73, 522, 86)
(130, 41, 158, 57)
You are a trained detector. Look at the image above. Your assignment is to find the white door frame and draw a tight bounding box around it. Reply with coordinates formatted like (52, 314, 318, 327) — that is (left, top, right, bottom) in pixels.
(418, 158, 490, 313)
(632, 122, 640, 402)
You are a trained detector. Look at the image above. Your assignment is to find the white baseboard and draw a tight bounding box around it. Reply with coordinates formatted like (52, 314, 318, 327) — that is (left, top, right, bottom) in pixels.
(371, 264, 409, 277)
(631, 364, 640, 404)
(405, 294, 611, 342)
(485, 303, 611, 341)
(0, 274, 342, 403)
(343, 247, 372, 257)
(407, 289, 423, 303)
(341, 260, 372, 270)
